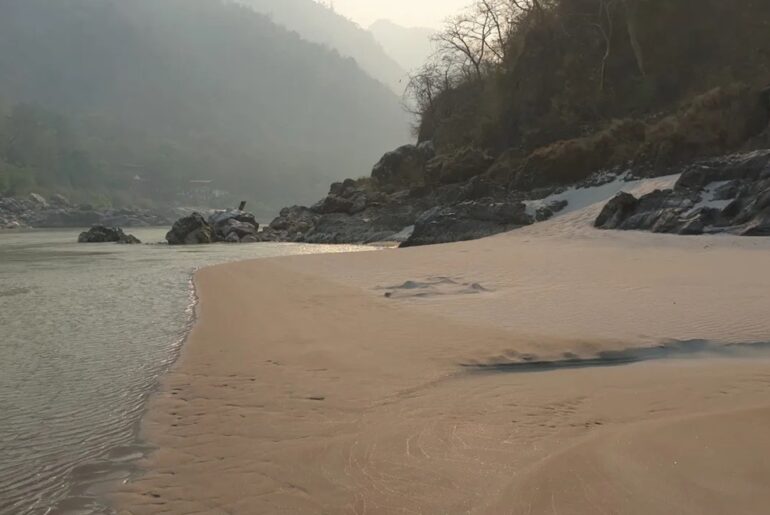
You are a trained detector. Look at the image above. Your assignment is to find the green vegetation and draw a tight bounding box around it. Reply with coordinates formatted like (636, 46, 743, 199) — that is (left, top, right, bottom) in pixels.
(0, 102, 97, 199)
(407, 0, 770, 187)
(0, 0, 409, 211)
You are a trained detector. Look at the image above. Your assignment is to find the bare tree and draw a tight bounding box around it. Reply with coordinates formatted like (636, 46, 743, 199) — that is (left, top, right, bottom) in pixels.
(592, 0, 618, 93)
(622, 0, 646, 78)
(433, 11, 492, 80)
(408, 0, 549, 115)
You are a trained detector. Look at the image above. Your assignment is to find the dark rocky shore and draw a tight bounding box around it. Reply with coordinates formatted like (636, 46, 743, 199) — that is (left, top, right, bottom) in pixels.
(0, 193, 171, 229)
(596, 150, 770, 236)
(254, 148, 770, 247)
(255, 144, 578, 247)
(162, 147, 770, 248)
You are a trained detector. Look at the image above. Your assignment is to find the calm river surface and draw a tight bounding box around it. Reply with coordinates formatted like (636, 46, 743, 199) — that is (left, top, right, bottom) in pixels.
(0, 228, 370, 514)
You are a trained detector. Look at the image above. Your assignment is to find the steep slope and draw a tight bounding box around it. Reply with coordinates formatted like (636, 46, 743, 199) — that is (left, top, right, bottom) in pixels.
(236, 0, 408, 94)
(369, 19, 435, 73)
(0, 0, 410, 211)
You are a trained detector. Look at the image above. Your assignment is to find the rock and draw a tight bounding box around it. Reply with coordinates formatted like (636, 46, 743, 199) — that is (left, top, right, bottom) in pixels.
(742, 211, 770, 236)
(349, 194, 368, 214)
(675, 150, 770, 191)
(535, 199, 569, 222)
(401, 200, 531, 247)
(224, 231, 241, 243)
(206, 209, 259, 242)
(594, 192, 639, 229)
(269, 206, 319, 238)
(371, 143, 435, 190)
(78, 226, 141, 244)
(166, 213, 214, 245)
(311, 195, 355, 215)
(595, 150, 770, 236)
(226, 219, 258, 238)
(49, 194, 71, 207)
(424, 147, 495, 186)
(457, 176, 506, 201)
(329, 178, 358, 198)
(118, 234, 142, 244)
(28, 193, 48, 208)
(4, 221, 22, 229)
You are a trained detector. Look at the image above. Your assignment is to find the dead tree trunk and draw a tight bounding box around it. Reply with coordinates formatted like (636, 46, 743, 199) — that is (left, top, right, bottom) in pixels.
(622, 0, 646, 78)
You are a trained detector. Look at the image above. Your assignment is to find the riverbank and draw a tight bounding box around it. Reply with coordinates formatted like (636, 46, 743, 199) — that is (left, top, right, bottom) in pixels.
(0, 229, 371, 515)
(113, 177, 770, 514)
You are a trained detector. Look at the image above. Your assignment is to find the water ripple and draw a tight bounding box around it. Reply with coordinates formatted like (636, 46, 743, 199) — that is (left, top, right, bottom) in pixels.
(0, 228, 372, 515)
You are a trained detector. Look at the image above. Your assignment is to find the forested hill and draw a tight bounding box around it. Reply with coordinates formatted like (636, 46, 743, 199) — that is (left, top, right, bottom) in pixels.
(237, 0, 407, 94)
(0, 0, 410, 211)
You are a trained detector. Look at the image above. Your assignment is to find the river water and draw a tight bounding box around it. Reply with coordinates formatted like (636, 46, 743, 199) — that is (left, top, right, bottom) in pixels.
(0, 228, 370, 514)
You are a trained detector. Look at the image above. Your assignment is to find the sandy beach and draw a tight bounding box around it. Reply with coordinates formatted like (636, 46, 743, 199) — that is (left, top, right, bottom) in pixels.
(114, 177, 770, 514)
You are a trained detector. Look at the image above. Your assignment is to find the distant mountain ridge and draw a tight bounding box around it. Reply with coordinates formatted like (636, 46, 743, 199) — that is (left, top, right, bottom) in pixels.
(236, 0, 409, 94)
(0, 0, 411, 210)
(369, 19, 436, 73)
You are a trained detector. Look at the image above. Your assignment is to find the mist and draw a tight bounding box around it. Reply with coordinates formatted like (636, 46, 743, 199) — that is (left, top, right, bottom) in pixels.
(0, 0, 433, 214)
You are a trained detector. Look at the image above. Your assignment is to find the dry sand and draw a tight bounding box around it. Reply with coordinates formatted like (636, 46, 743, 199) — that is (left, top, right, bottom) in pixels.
(114, 176, 770, 514)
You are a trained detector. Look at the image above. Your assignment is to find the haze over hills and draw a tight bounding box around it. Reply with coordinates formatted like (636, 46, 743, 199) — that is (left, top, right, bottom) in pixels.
(369, 19, 436, 73)
(236, 0, 408, 95)
(0, 0, 410, 212)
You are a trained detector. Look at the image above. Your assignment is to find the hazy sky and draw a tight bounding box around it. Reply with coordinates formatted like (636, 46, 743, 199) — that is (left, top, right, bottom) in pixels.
(329, 0, 471, 29)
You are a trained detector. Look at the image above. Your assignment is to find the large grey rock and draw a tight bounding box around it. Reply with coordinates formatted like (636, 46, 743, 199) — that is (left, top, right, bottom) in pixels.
(269, 206, 318, 239)
(166, 213, 214, 245)
(401, 200, 532, 247)
(594, 192, 639, 229)
(595, 151, 770, 236)
(206, 209, 259, 242)
(371, 143, 435, 190)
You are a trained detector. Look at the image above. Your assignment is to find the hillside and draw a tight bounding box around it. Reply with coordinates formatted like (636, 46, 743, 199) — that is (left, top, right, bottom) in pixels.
(237, 0, 408, 94)
(259, 0, 770, 246)
(369, 19, 435, 73)
(0, 0, 410, 212)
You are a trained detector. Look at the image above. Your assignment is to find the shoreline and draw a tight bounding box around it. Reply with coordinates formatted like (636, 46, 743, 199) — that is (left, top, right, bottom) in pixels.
(111, 188, 770, 513)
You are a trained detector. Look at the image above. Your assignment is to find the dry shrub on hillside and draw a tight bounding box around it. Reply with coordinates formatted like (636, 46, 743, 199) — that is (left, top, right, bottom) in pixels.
(518, 119, 646, 187)
(640, 84, 770, 166)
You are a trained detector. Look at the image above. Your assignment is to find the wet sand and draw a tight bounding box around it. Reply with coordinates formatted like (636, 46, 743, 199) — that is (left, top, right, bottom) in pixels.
(114, 177, 770, 514)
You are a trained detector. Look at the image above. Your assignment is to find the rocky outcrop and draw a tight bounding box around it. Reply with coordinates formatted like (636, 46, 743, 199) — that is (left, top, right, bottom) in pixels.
(401, 200, 532, 247)
(208, 210, 259, 242)
(0, 193, 170, 229)
(595, 150, 770, 235)
(166, 213, 214, 245)
(165, 209, 264, 244)
(263, 143, 574, 247)
(267, 190, 423, 244)
(78, 226, 141, 244)
(371, 142, 435, 191)
(264, 132, 770, 248)
(424, 147, 495, 186)
(264, 169, 558, 246)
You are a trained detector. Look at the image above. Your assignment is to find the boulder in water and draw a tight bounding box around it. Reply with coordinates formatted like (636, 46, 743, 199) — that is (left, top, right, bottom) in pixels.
(207, 209, 259, 242)
(78, 225, 141, 244)
(166, 213, 214, 245)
